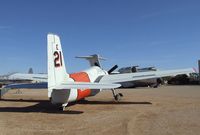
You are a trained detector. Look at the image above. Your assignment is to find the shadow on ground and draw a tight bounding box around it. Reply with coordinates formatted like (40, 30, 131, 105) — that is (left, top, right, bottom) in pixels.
(0, 99, 83, 114)
(75, 100, 152, 105)
(0, 99, 152, 114)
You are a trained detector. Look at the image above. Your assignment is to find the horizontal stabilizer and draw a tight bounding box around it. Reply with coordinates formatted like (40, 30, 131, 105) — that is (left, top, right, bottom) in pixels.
(52, 82, 121, 89)
(75, 55, 106, 60)
(75, 54, 106, 67)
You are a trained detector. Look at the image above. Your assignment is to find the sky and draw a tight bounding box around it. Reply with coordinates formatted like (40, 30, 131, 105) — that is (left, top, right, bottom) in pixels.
(0, 0, 200, 74)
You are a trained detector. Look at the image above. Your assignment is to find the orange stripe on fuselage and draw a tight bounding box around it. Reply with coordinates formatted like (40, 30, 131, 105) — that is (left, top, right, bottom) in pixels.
(69, 72, 91, 100)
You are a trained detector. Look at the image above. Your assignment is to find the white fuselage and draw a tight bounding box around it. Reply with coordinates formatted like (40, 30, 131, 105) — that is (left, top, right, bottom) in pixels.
(50, 66, 107, 104)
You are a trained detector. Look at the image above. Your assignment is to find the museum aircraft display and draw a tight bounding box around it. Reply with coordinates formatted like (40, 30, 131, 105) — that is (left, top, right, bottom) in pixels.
(0, 69, 47, 88)
(118, 66, 162, 88)
(0, 71, 47, 89)
(47, 34, 194, 110)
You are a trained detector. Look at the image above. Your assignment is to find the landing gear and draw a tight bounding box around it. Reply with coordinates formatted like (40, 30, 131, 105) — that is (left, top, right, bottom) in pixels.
(111, 89, 123, 101)
(49, 97, 69, 111)
(59, 103, 68, 111)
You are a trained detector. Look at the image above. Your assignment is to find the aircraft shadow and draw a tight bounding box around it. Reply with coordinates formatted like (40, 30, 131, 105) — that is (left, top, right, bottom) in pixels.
(75, 100, 152, 105)
(0, 99, 83, 114)
(0, 99, 152, 114)
(0, 98, 47, 103)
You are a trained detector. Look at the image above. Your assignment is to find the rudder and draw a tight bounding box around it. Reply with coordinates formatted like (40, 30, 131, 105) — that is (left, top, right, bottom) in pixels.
(47, 34, 69, 97)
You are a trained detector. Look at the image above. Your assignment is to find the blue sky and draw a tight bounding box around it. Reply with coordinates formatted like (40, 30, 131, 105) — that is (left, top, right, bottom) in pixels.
(0, 0, 200, 74)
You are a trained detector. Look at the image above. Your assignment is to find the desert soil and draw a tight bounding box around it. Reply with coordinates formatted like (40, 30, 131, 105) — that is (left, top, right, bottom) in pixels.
(0, 85, 200, 135)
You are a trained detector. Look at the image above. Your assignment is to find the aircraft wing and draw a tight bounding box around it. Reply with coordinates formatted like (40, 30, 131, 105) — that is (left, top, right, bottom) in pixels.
(52, 82, 121, 90)
(7, 73, 47, 82)
(3, 82, 47, 89)
(99, 68, 194, 83)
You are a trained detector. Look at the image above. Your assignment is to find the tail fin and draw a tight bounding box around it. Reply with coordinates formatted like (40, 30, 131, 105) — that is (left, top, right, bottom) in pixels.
(47, 34, 69, 95)
(28, 68, 33, 74)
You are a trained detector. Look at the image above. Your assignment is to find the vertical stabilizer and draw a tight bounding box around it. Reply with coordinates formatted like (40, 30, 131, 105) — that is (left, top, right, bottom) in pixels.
(47, 34, 69, 97)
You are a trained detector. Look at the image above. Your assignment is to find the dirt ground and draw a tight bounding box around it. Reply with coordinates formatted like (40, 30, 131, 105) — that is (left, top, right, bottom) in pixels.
(0, 85, 200, 135)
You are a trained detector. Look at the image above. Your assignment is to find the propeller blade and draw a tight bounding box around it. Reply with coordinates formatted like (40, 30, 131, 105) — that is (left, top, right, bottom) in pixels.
(108, 65, 118, 74)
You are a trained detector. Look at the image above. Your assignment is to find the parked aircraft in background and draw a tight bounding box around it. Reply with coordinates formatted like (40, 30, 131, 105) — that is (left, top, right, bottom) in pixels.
(0, 68, 47, 83)
(0, 68, 47, 88)
(118, 66, 162, 88)
(46, 34, 194, 110)
(0, 68, 47, 89)
(118, 66, 157, 73)
(4, 73, 47, 83)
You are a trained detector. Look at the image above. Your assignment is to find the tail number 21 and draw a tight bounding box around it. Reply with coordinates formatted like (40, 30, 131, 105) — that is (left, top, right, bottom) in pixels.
(54, 51, 63, 67)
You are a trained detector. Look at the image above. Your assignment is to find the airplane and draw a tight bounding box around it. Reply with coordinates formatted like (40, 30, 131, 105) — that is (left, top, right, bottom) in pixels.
(118, 66, 162, 88)
(47, 33, 194, 110)
(5, 73, 47, 83)
(0, 71, 47, 90)
(0, 68, 47, 84)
